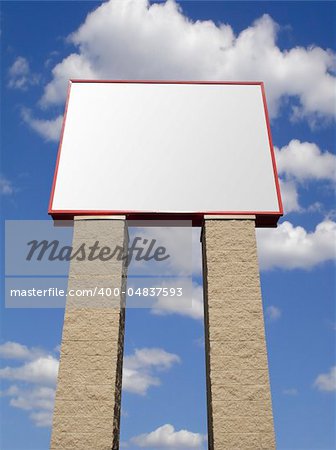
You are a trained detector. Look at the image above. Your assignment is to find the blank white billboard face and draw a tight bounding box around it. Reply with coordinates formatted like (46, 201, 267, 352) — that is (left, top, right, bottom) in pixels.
(49, 81, 282, 226)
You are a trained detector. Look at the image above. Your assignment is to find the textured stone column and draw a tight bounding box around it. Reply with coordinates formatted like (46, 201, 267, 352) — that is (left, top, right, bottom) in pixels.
(202, 219, 275, 449)
(50, 216, 128, 450)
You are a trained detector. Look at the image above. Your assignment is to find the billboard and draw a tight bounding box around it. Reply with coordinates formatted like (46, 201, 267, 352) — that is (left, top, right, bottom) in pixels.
(49, 81, 282, 226)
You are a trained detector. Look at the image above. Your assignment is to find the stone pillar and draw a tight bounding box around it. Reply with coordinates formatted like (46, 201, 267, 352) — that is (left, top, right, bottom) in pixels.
(50, 216, 128, 450)
(202, 218, 275, 449)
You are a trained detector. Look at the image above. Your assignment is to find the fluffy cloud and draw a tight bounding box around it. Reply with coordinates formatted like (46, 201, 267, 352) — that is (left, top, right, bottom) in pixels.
(0, 175, 14, 195)
(279, 179, 301, 213)
(122, 367, 160, 396)
(275, 140, 336, 182)
(1, 385, 56, 427)
(0, 342, 59, 428)
(314, 366, 336, 392)
(127, 226, 203, 319)
(130, 423, 206, 448)
(131, 217, 336, 276)
(41, 54, 96, 107)
(151, 281, 204, 320)
(29, 410, 54, 428)
(8, 56, 39, 90)
(257, 219, 336, 270)
(0, 356, 59, 386)
(128, 226, 202, 278)
(123, 347, 180, 395)
(275, 140, 336, 213)
(0, 341, 46, 360)
(124, 347, 180, 370)
(21, 108, 63, 142)
(37, 0, 335, 124)
(266, 305, 282, 321)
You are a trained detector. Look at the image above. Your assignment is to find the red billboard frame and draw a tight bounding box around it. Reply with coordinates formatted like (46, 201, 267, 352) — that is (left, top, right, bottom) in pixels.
(48, 80, 283, 227)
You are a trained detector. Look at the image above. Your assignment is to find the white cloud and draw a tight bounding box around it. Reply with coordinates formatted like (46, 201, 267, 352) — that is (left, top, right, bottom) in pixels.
(9, 386, 55, 411)
(127, 227, 203, 320)
(123, 347, 180, 395)
(38, 0, 335, 123)
(306, 202, 324, 213)
(0, 342, 59, 428)
(8, 56, 39, 90)
(279, 179, 301, 213)
(21, 108, 63, 142)
(54, 344, 61, 354)
(257, 219, 336, 270)
(124, 347, 180, 371)
(275, 140, 336, 214)
(9, 56, 29, 76)
(129, 227, 202, 278)
(0, 175, 14, 195)
(282, 388, 298, 396)
(29, 410, 54, 428)
(0, 341, 46, 360)
(275, 140, 336, 182)
(266, 305, 282, 321)
(314, 366, 336, 392)
(1, 385, 55, 427)
(122, 368, 160, 396)
(130, 423, 206, 448)
(41, 54, 96, 107)
(151, 281, 204, 320)
(0, 356, 59, 386)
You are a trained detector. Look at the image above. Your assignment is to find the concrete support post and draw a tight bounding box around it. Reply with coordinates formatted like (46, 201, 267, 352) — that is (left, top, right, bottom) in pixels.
(50, 216, 128, 450)
(202, 219, 275, 449)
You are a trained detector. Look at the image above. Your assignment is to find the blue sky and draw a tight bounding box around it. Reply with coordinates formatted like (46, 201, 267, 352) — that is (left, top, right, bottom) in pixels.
(1, 1, 335, 449)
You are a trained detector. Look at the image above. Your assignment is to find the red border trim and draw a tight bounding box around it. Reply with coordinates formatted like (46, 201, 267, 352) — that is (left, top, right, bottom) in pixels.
(48, 80, 72, 213)
(70, 79, 263, 85)
(48, 80, 283, 227)
(260, 82, 284, 216)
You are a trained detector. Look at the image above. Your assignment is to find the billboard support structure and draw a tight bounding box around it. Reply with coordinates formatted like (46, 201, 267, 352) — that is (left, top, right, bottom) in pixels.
(49, 80, 279, 449)
(202, 217, 275, 448)
(50, 216, 127, 450)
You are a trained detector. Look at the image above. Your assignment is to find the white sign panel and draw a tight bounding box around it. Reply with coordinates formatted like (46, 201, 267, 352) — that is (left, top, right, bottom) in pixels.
(49, 81, 283, 226)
